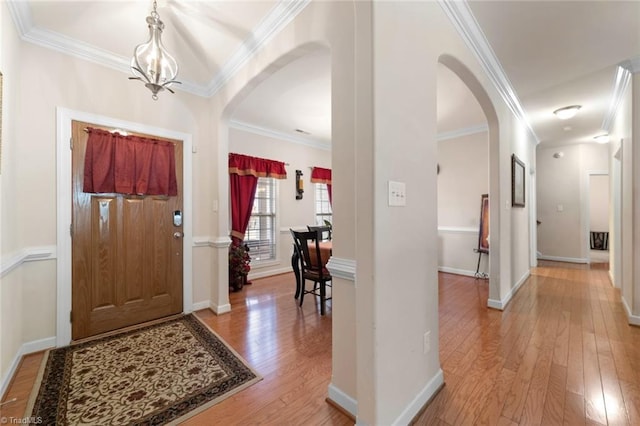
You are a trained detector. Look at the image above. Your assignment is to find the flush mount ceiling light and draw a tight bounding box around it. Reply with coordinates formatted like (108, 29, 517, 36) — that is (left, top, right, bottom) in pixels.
(553, 105, 581, 120)
(594, 134, 610, 144)
(129, 0, 181, 100)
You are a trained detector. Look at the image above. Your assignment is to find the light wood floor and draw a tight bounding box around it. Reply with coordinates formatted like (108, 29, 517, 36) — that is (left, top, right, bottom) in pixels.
(2, 262, 639, 425)
(415, 260, 640, 425)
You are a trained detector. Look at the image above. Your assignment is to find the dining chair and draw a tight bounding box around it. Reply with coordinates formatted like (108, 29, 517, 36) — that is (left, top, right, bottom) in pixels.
(307, 225, 332, 241)
(290, 229, 332, 315)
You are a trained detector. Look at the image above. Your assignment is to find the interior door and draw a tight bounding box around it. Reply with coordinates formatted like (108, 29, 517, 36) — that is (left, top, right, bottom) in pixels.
(71, 120, 183, 340)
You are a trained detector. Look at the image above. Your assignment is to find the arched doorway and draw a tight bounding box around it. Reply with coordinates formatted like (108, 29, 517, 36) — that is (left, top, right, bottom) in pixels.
(438, 54, 501, 305)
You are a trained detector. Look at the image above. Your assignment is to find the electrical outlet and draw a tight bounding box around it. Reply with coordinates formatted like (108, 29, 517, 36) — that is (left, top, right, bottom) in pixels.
(423, 331, 431, 354)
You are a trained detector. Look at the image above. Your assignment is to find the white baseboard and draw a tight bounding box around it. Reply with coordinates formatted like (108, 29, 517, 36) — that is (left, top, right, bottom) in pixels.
(438, 266, 477, 278)
(1, 336, 55, 399)
(212, 304, 231, 315)
(622, 298, 640, 326)
(487, 270, 530, 311)
(537, 254, 588, 264)
(327, 383, 357, 418)
(392, 368, 444, 425)
(487, 298, 503, 310)
(192, 300, 210, 311)
(248, 266, 293, 280)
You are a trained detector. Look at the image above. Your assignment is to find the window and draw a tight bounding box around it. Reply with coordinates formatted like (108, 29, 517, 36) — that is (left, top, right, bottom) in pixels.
(315, 183, 332, 225)
(245, 178, 276, 262)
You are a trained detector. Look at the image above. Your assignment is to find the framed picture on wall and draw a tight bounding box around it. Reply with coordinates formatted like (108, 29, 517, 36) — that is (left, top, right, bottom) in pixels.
(511, 154, 525, 207)
(478, 194, 489, 253)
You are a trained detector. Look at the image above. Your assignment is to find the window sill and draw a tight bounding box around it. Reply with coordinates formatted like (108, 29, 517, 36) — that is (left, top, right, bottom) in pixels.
(250, 259, 281, 270)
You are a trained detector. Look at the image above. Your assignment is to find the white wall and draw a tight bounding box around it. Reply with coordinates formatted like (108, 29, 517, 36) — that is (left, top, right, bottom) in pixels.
(631, 72, 640, 318)
(589, 175, 609, 232)
(437, 131, 489, 276)
(228, 126, 331, 279)
(537, 143, 609, 262)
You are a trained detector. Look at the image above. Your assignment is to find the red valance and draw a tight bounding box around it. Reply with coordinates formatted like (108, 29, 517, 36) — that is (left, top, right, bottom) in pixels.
(229, 153, 287, 179)
(83, 128, 178, 196)
(310, 167, 332, 184)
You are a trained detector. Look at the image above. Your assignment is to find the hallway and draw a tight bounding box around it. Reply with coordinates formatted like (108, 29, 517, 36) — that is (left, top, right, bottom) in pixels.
(417, 262, 639, 425)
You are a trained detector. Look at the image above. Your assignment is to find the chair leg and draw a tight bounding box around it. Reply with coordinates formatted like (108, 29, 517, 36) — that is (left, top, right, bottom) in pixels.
(291, 251, 301, 299)
(320, 281, 326, 315)
(299, 280, 305, 307)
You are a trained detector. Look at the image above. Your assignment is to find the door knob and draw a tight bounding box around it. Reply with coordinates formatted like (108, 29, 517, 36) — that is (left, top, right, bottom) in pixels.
(173, 232, 183, 239)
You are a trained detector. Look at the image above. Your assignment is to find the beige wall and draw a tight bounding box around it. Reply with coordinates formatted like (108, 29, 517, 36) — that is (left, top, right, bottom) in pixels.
(437, 132, 489, 275)
(537, 143, 609, 261)
(1, 1, 25, 386)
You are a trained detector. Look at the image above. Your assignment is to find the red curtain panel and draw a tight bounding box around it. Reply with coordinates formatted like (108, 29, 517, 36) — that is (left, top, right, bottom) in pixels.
(83, 128, 177, 196)
(311, 167, 332, 205)
(228, 153, 287, 243)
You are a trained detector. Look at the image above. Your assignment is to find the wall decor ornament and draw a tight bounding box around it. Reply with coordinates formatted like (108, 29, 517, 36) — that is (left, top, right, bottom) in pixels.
(295, 170, 304, 200)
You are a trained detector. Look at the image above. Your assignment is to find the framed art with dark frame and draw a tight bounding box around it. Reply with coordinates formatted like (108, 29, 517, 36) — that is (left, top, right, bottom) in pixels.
(477, 193, 489, 253)
(511, 154, 525, 207)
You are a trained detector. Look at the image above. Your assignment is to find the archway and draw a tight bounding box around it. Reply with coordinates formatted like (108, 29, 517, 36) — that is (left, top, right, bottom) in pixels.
(219, 41, 332, 290)
(438, 54, 501, 304)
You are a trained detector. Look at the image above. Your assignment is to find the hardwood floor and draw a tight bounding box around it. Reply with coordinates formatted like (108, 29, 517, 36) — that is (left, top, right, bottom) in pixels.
(2, 262, 639, 425)
(415, 261, 640, 425)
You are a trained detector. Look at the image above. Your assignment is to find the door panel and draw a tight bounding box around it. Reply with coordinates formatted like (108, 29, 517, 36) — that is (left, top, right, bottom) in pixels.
(71, 120, 183, 340)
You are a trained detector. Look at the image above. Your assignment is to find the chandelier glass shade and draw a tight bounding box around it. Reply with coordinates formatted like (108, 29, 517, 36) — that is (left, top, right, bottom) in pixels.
(129, 1, 181, 100)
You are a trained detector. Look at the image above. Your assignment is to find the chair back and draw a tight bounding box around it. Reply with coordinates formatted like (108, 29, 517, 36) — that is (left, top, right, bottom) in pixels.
(290, 228, 302, 259)
(307, 225, 332, 241)
(291, 229, 327, 279)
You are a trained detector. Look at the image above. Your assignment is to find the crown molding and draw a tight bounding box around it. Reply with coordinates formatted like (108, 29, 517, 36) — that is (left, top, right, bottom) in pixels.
(437, 124, 488, 141)
(438, 0, 539, 144)
(205, 0, 311, 97)
(229, 119, 331, 151)
(6, 0, 310, 99)
(621, 56, 640, 74)
(601, 66, 631, 133)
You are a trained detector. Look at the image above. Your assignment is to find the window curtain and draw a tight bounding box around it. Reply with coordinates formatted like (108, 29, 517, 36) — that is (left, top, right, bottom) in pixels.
(83, 128, 177, 196)
(229, 153, 287, 243)
(311, 167, 332, 206)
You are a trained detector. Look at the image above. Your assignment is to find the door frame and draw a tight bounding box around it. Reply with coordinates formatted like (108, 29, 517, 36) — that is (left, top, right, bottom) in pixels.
(56, 107, 194, 347)
(584, 170, 609, 263)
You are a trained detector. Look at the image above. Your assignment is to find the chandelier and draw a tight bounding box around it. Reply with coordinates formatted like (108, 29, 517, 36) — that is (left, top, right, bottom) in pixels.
(129, 0, 181, 100)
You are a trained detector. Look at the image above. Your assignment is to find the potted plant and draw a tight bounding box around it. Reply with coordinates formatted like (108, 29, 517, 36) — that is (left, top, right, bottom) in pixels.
(229, 241, 251, 291)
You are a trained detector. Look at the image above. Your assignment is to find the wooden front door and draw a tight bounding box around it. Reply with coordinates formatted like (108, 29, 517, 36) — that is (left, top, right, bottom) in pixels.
(71, 120, 184, 340)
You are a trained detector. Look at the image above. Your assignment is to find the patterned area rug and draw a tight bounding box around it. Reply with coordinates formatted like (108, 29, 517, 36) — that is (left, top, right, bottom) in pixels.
(25, 314, 261, 425)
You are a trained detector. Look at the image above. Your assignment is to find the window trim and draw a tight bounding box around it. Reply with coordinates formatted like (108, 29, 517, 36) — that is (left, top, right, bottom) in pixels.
(314, 182, 333, 226)
(245, 178, 278, 264)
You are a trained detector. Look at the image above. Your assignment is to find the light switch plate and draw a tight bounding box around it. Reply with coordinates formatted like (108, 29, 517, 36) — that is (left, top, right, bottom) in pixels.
(388, 181, 406, 206)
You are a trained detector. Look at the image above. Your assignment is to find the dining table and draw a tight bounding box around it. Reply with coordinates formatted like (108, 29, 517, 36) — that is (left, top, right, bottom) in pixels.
(309, 240, 332, 267)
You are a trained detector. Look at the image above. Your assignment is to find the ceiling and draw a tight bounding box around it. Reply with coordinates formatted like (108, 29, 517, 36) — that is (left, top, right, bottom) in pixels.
(8, 1, 640, 149)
